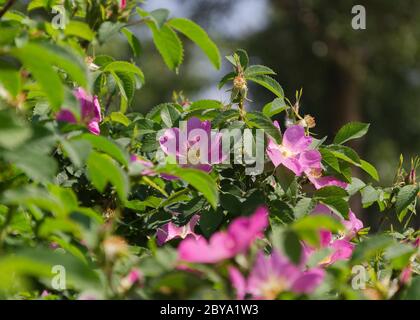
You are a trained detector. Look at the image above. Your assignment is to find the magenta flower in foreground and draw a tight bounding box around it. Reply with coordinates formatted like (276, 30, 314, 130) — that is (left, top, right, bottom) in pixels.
(120, 0, 127, 9)
(159, 117, 225, 174)
(266, 125, 313, 175)
(178, 207, 269, 264)
(157, 214, 201, 246)
(56, 87, 102, 135)
(229, 250, 325, 300)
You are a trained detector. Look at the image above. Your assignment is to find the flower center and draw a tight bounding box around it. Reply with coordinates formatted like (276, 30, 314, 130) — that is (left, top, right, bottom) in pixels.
(309, 168, 323, 178)
(280, 146, 296, 158)
(260, 276, 288, 299)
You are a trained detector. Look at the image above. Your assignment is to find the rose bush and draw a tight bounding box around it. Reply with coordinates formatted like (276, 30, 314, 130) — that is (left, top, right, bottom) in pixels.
(0, 1, 418, 300)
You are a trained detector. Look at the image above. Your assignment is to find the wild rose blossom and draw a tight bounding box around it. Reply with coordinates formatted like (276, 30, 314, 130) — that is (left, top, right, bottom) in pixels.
(302, 205, 363, 266)
(157, 214, 201, 246)
(130, 155, 156, 176)
(229, 250, 325, 300)
(266, 123, 347, 188)
(266, 124, 313, 176)
(118, 268, 142, 293)
(300, 150, 348, 189)
(178, 207, 268, 264)
(159, 117, 225, 174)
(302, 230, 355, 266)
(312, 204, 363, 240)
(56, 87, 102, 135)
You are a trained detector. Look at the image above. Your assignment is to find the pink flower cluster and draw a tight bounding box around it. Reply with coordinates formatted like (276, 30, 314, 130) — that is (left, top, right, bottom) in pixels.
(56, 87, 102, 135)
(266, 123, 346, 189)
(178, 207, 268, 264)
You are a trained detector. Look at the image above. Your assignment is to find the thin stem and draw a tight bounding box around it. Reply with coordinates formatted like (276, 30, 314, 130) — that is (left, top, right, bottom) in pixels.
(0, 0, 16, 18)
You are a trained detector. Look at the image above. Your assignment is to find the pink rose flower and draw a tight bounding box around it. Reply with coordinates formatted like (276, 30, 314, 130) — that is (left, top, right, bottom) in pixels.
(130, 155, 156, 176)
(300, 150, 348, 189)
(157, 214, 201, 246)
(312, 204, 363, 239)
(266, 124, 312, 175)
(302, 230, 355, 266)
(56, 87, 102, 135)
(229, 250, 325, 300)
(301, 205, 364, 266)
(159, 117, 226, 175)
(178, 206, 268, 264)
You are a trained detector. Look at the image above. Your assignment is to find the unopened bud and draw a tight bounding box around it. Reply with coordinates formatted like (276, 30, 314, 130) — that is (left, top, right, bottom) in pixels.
(118, 268, 143, 293)
(85, 56, 99, 71)
(233, 75, 247, 91)
(103, 236, 128, 260)
(299, 115, 316, 128)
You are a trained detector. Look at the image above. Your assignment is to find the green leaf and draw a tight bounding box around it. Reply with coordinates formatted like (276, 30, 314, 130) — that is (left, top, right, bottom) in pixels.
(262, 97, 287, 117)
(75, 134, 129, 166)
(213, 109, 240, 127)
(86, 152, 129, 202)
(199, 208, 224, 237)
(12, 42, 88, 110)
(0, 62, 21, 97)
(246, 111, 282, 143)
(395, 185, 419, 216)
(283, 230, 302, 264)
(108, 112, 131, 126)
(227, 49, 249, 69)
(61, 139, 92, 168)
(275, 165, 296, 193)
(103, 61, 144, 84)
(384, 243, 416, 270)
(401, 276, 420, 299)
(0, 248, 101, 291)
(121, 27, 142, 57)
(292, 215, 344, 246)
(346, 177, 366, 196)
(4, 147, 57, 183)
(360, 159, 379, 181)
(146, 103, 180, 127)
(246, 74, 284, 98)
(293, 198, 316, 219)
(97, 21, 124, 44)
(159, 166, 218, 209)
(329, 145, 361, 165)
(167, 18, 221, 69)
(244, 65, 276, 77)
(351, 235, 394, 264)
(218, 72, 235, 89)
(319, 148, 340, 173)
(333, 122, 370, 145)
(314, 186, 348, 198)
(137, 8, 170, 29)
(319, 197, 349, 219)
(0, 110, 32, 149)
(189, 99, 223, 111)
(64, 21, 95, 41)
(147, 22, 183, 71)
(360, 185, 380, 208)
